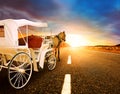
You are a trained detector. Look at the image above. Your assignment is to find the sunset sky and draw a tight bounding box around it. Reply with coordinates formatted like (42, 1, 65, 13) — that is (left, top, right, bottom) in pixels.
(0, 0, 120, 46)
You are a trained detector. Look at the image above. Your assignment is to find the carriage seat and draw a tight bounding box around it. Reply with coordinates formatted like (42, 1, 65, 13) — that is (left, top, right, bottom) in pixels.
(28, 35, 43, 48)
(19, 35, 43, 48)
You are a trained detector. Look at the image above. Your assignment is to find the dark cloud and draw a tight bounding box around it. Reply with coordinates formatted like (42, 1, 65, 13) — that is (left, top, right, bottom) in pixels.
(0, 7, 33, 20)
(108, 11, 120, 34)
(0, 0, 29, 9)
(20, 0, 60, 17)
(100, 11, 120, 35)
(0, 0, 60, 18)
(0, 0, 34, 20)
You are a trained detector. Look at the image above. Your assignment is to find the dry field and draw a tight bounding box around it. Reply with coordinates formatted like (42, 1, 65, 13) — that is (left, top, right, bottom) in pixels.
(86, 46, 120, 54)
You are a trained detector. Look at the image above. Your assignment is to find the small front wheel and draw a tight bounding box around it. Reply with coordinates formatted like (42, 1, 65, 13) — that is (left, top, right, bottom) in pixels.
(8, 52, 32, 89)
(47, 54, 56, 71)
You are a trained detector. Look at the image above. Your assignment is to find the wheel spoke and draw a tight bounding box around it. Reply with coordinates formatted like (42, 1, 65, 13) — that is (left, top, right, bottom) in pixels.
(50, 64, 54, 69)
(13, 73, 21, 86)
(48, 64, 51, 68)
(11, 63, 17, 68)
(21, 74, 24, 87)
(21, 73, 27, 82)
(10, 73, 19, 81)
(10, 70, 17, 74)
(25, 68, 31, 71)
(48, 64, 53, 69)
(17, 75, 21, 87)
(23, 63, 31, 69)
(25, 72, 30, 76)
(17, 74, 23, 87)
(17, 57, 30, 68)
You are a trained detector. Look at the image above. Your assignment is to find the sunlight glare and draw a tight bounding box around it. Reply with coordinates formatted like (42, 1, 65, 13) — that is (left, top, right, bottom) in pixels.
(66, 34, 89, 47)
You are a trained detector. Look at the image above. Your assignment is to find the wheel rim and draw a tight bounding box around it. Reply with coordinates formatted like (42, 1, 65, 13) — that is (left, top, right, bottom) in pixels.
(0, 63, 3, 71)
(48, 55, 56, 70)
(8, 52, 32, 89)
(0, 55, 3, 71)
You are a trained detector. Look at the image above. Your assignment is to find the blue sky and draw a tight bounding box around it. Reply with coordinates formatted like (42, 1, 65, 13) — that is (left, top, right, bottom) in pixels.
(0, 0, 120, 45)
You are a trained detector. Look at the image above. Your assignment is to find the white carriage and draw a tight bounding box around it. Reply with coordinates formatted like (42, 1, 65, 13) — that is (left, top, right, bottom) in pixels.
(0, 19, 56, 89)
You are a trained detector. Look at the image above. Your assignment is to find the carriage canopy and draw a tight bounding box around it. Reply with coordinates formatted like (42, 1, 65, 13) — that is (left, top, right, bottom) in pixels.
(0, 19, 47, 47)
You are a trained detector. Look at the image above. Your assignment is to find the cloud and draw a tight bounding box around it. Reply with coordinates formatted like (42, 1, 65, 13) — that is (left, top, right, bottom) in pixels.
(0, 7, 33, 20)
(0, 0, 30, 14)
(0, 0, 61, 18)
(98, 10, 120, 35)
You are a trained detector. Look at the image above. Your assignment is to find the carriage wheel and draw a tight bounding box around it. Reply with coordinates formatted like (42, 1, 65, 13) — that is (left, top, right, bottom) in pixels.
(47, 54, 56, 70)
(0, 60, 3, 71)
(8, 52, 32, 89)
(0, 55, 3, 71)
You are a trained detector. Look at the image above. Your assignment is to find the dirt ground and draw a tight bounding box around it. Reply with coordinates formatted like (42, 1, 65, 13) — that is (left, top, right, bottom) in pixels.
(0, 47, 120, 94)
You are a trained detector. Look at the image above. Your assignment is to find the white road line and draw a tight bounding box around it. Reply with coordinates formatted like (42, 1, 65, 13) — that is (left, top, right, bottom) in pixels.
(61, 74, 71, 94)
(67, 55, 71, 64)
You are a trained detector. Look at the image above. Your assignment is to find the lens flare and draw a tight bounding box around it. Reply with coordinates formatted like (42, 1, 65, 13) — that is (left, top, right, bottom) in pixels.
(66, 34, 89, 47)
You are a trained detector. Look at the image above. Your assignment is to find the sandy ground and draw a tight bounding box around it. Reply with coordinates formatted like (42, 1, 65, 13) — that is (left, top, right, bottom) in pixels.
(0, 47, 120, 94)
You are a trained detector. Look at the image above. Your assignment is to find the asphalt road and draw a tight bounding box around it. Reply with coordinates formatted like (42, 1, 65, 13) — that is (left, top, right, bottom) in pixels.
(0, 47, 120, 94)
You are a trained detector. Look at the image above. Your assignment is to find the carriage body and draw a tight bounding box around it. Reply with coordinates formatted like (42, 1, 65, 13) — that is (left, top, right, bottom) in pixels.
(0, 19, 56, 89)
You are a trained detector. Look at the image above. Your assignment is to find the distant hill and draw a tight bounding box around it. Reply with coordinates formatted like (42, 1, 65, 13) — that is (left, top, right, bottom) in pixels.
(115, 44, 120, 47)
(95, 45, 109, 47)
(94, 44, 120, 47)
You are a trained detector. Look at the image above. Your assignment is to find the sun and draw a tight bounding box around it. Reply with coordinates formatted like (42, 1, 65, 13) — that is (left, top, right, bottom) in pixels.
(66, 34, 89, 47)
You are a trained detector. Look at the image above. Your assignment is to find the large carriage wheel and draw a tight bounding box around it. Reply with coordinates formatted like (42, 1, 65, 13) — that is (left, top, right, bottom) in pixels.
(0, 60, 3, 72)
(8, 52, 32, 89)
(47, 54, 56, 70)
(0, 54, 4, 71)
(0, 56, 3, 71)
